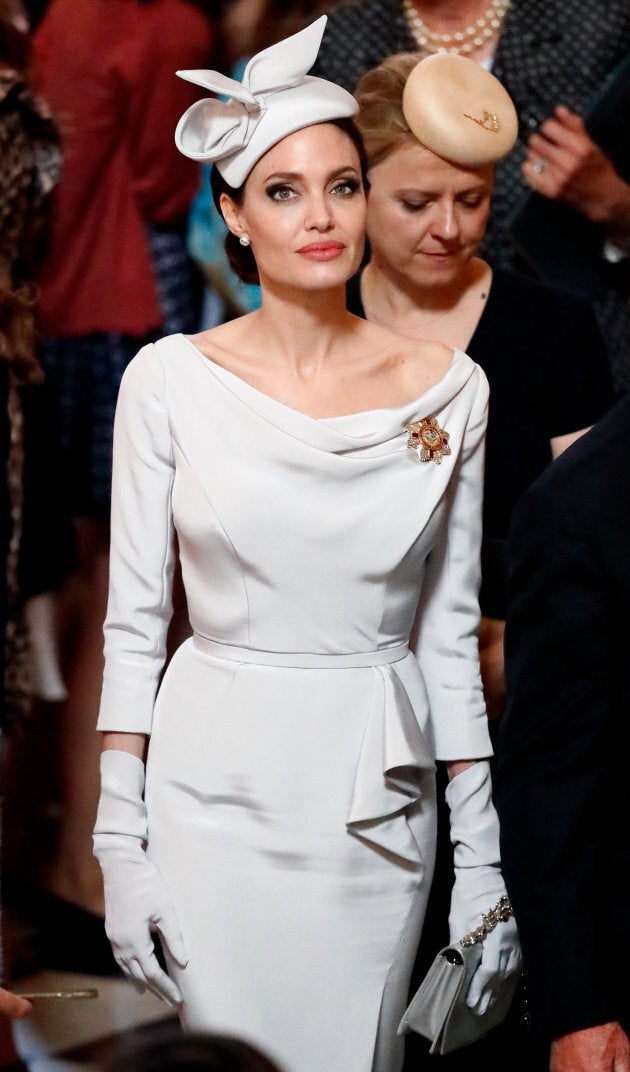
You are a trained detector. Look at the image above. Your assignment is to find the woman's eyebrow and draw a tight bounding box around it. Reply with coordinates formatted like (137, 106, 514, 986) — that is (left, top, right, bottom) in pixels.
(262, 166, 360, 183)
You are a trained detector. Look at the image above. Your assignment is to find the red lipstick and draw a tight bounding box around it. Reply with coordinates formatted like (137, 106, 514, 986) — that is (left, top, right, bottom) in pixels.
(297, 241, 345, 260)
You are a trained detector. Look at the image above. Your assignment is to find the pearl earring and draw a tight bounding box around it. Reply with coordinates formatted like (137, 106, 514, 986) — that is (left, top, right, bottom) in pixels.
(239, 235, 251, 247)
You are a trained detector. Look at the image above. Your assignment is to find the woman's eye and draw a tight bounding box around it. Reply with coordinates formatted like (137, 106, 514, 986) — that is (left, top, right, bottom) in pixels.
(332, 178, 360, 196)
(266, 185, 297, 201)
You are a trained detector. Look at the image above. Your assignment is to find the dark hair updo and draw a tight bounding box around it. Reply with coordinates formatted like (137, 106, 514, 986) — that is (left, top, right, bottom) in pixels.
(210, 164, 259, 286)
(210, 117, 369, 286)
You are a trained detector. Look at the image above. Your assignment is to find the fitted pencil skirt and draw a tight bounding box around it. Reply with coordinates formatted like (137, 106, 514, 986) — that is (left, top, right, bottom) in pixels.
(145, 639, 437, 1072)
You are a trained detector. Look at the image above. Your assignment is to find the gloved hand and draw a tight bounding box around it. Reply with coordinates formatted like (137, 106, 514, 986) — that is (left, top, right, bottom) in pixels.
(93, 749, 188, 1007)
(446, 761, 521, 1014)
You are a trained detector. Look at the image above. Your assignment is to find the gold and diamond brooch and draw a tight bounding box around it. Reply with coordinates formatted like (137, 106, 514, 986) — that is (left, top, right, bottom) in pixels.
(405, 417, 451, 464)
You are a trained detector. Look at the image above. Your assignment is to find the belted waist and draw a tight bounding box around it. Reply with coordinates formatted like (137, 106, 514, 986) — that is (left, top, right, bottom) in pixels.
(192, 634, 409, 669)
(191, 631, 432, 866)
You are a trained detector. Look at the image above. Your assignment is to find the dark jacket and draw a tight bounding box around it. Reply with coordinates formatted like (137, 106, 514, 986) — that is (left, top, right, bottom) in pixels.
(495, 394, 630, 1041)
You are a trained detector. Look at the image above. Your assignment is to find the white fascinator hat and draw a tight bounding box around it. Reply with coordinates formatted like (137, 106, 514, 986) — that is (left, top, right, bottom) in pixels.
(175, 15, 358, 187)
(402, 53, 518, 166)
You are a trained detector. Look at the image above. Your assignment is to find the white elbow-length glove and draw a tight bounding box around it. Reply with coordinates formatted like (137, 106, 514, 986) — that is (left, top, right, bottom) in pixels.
(446, 761, 522, 1014)
(93, 749, 188, 1007)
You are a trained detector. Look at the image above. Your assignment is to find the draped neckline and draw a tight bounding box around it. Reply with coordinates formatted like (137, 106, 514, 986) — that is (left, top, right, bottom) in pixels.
(175, 332, 476, 455)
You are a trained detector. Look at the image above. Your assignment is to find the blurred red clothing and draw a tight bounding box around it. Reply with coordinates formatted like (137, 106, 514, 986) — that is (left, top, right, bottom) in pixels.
(32, 0, 214, 337)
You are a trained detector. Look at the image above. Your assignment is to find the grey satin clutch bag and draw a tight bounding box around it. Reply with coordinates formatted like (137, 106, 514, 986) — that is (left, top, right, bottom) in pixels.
(398, 895, 519, 1056)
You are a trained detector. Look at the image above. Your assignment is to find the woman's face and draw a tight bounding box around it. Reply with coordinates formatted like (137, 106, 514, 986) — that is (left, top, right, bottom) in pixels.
(366, 140, 493, 290)
(221, 123, 366, 292)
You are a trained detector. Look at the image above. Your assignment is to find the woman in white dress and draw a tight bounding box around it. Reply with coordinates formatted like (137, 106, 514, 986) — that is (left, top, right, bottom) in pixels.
(92, 17, 520, 1072)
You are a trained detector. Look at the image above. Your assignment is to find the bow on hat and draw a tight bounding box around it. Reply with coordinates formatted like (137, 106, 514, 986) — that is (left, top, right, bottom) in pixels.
(175, 15, 328, 169)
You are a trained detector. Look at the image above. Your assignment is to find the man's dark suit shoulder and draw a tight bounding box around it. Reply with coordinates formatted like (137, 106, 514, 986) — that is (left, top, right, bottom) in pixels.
(497, 391, 630, 1043)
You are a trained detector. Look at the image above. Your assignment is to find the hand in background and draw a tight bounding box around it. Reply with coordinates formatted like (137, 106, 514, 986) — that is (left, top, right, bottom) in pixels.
(551, 1022, 630, 1072)
(0, 987, 32, 1019)
(522, 106, 630, 231)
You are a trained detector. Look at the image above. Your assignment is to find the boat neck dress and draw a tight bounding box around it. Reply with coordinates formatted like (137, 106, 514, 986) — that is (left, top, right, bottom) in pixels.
(96, 333, 493, 1072)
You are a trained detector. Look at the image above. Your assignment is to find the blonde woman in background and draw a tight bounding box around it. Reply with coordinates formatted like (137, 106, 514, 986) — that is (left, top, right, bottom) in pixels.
(312, 0, 630, 397)
(350, 52, 614, 720)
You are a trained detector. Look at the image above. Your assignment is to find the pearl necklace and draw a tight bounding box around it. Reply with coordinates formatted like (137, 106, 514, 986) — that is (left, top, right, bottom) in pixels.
(402, 0, 511, 55)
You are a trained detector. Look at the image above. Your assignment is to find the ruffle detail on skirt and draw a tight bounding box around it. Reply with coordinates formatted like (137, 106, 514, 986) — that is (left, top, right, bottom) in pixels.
(346, 663, 435, 865)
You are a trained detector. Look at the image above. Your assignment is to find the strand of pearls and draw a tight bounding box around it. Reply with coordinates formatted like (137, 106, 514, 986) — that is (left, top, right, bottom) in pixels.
(402, 0, 511, 55)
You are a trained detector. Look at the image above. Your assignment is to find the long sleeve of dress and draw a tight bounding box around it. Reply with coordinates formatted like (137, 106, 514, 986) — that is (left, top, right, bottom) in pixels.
(97, 344, 175, 734)
(412, 365, 492, 761)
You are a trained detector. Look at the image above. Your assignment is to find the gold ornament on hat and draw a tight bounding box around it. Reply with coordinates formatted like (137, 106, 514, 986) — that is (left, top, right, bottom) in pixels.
(463, 110, 501, 132)
(401, 53, 519, 167)
(405, 417, 451, 464)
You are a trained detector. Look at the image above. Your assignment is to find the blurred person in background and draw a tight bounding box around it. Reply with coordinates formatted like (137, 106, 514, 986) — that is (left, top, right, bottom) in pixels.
(312, 0, 630, 397)
(0, 0, 60, 1055)
(28, 0, 215, 973)
(219, 0, 331, 73)
(1, 0, 64, 730)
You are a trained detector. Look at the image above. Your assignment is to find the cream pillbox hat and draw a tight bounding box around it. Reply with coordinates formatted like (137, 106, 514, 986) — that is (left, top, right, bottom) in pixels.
(175, 16, 358, 187)
(402, 53, 518, 167)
